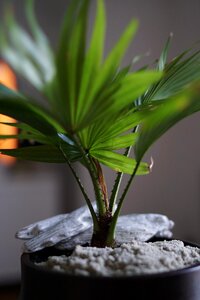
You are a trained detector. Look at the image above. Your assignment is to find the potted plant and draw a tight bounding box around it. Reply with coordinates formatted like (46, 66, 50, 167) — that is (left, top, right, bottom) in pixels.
(0, 0, 200, 299)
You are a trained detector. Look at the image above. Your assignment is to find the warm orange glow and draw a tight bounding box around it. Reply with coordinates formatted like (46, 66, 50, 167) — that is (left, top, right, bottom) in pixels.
(0, 61, 18, 165)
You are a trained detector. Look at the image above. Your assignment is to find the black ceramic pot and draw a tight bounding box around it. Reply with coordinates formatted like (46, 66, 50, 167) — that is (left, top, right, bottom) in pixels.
(20, 239, 200, 300)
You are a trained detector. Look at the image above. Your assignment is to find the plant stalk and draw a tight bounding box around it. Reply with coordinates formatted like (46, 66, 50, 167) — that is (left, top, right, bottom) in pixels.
(106, 160, 141, 245)
(74, 135, 107, 216)
(92, 158, 109, 211)
(109, 146, 132, 213)
(59, 144, 99, 231)
(109, 125, 138, 213)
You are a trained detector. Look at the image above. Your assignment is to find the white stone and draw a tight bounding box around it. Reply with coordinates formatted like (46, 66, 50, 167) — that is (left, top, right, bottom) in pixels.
(16, 204, 174, 253)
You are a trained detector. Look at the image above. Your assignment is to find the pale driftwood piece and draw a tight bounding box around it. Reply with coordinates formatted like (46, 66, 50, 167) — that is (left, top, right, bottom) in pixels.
(15, 214, 68, 239)
(57, 214, 174, 250)
(21, 206, 92, 252)
(16, 204, 174, 253)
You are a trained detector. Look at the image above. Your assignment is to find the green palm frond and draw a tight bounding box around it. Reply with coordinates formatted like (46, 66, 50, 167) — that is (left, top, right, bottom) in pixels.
(1, 0, 200, 176)
(0, 2, 54, 94)
(135, 83, 200, 162)
(89, 149, 149, 175)
(157, 33, 173, 71)
(0, 144, 81, 163)
(79, 70, 162, 149)
(0, 85, 61, 136)
(142, 44, 200, 103)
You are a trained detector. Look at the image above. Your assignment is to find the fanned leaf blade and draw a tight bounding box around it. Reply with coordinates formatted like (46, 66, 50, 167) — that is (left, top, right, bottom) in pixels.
(0, 145, 65, 163)
(91, 133, 138, 151)
(78, 69, 162, 135)
(0, 7, 54, 91)
(0, 44, 43, 90)
(102, 111, 144, 140)
(0, 83, 20, 97)
(77, 19, 138, 130)
(79, 70, 162, 148)
(90, 149, 149, 175)
(0, 141, 82, 163)
(76, 0, 106, 124)
(111, 71, 162, 111)
(135, 83, 200, 161)
(67, 0, 89, 126)
(0, 95, 60, 136)
(93, 19, 138, 91)
(158, 33, 173, 71)
(0, 121, 44, 134)
(25, 0, 54, 65)
(143, 48, 200, 103)
(56, 0, 89, 128)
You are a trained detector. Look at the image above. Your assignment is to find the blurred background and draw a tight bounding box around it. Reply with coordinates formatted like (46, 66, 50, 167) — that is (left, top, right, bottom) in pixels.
(0, 0, 200, 294)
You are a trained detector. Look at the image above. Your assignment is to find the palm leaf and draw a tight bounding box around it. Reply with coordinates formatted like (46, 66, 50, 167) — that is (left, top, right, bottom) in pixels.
(142, 48, 200, 103)
(0, 133, 50, 145)
(55, 0, 89, 129)
(157, 33, 173, 71)
(0, 121, 45, 134)
(91, 133, 138, 151)
(135, 82, 200, 161)
(0, 6, 54, 92)
(89, 149, 149, 175)
(0, 94, 61, 136)
(0, 40, 44, 90)
(79, 70, 162, 149)
(0, 83, 21, 97)
(0, 144, 80, 163)
(25, 0, 54, 68)
(75, 0, 106, 124)
(99, 110, 145, 140)
(66, 0, 89, 126)
(77, 19, 138, 130)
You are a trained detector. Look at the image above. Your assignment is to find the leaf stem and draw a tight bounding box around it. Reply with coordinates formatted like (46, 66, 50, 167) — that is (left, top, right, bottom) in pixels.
(109, 146, 132, 213)
(106, 160, 141, 244)
(109, 125, 138, 213)
(92, 158, 109, 211)
(74, 135, 106, 216)
(59, 144, 99, 231)
(87, 156, 107, 216)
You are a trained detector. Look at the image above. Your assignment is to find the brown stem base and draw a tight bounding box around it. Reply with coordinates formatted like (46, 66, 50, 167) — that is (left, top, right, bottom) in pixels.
(90, 213, 116, 248)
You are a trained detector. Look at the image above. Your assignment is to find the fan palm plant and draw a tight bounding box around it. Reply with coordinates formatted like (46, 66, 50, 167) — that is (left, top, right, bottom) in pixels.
(0, 0, 200, 247)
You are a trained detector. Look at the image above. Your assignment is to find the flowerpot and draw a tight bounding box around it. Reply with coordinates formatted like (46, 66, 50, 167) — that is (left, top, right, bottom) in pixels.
(19, 239, 200, 300)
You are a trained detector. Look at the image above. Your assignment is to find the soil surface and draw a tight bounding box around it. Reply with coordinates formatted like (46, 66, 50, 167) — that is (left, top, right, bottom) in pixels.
(38, 240, 200, 276)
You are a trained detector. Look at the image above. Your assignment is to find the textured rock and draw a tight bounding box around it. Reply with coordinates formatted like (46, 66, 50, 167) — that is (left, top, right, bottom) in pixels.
(16, 204, 174, 253)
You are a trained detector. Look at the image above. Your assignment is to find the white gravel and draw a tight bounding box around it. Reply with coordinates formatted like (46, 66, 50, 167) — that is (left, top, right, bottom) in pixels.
(38, 240, 200, 276)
